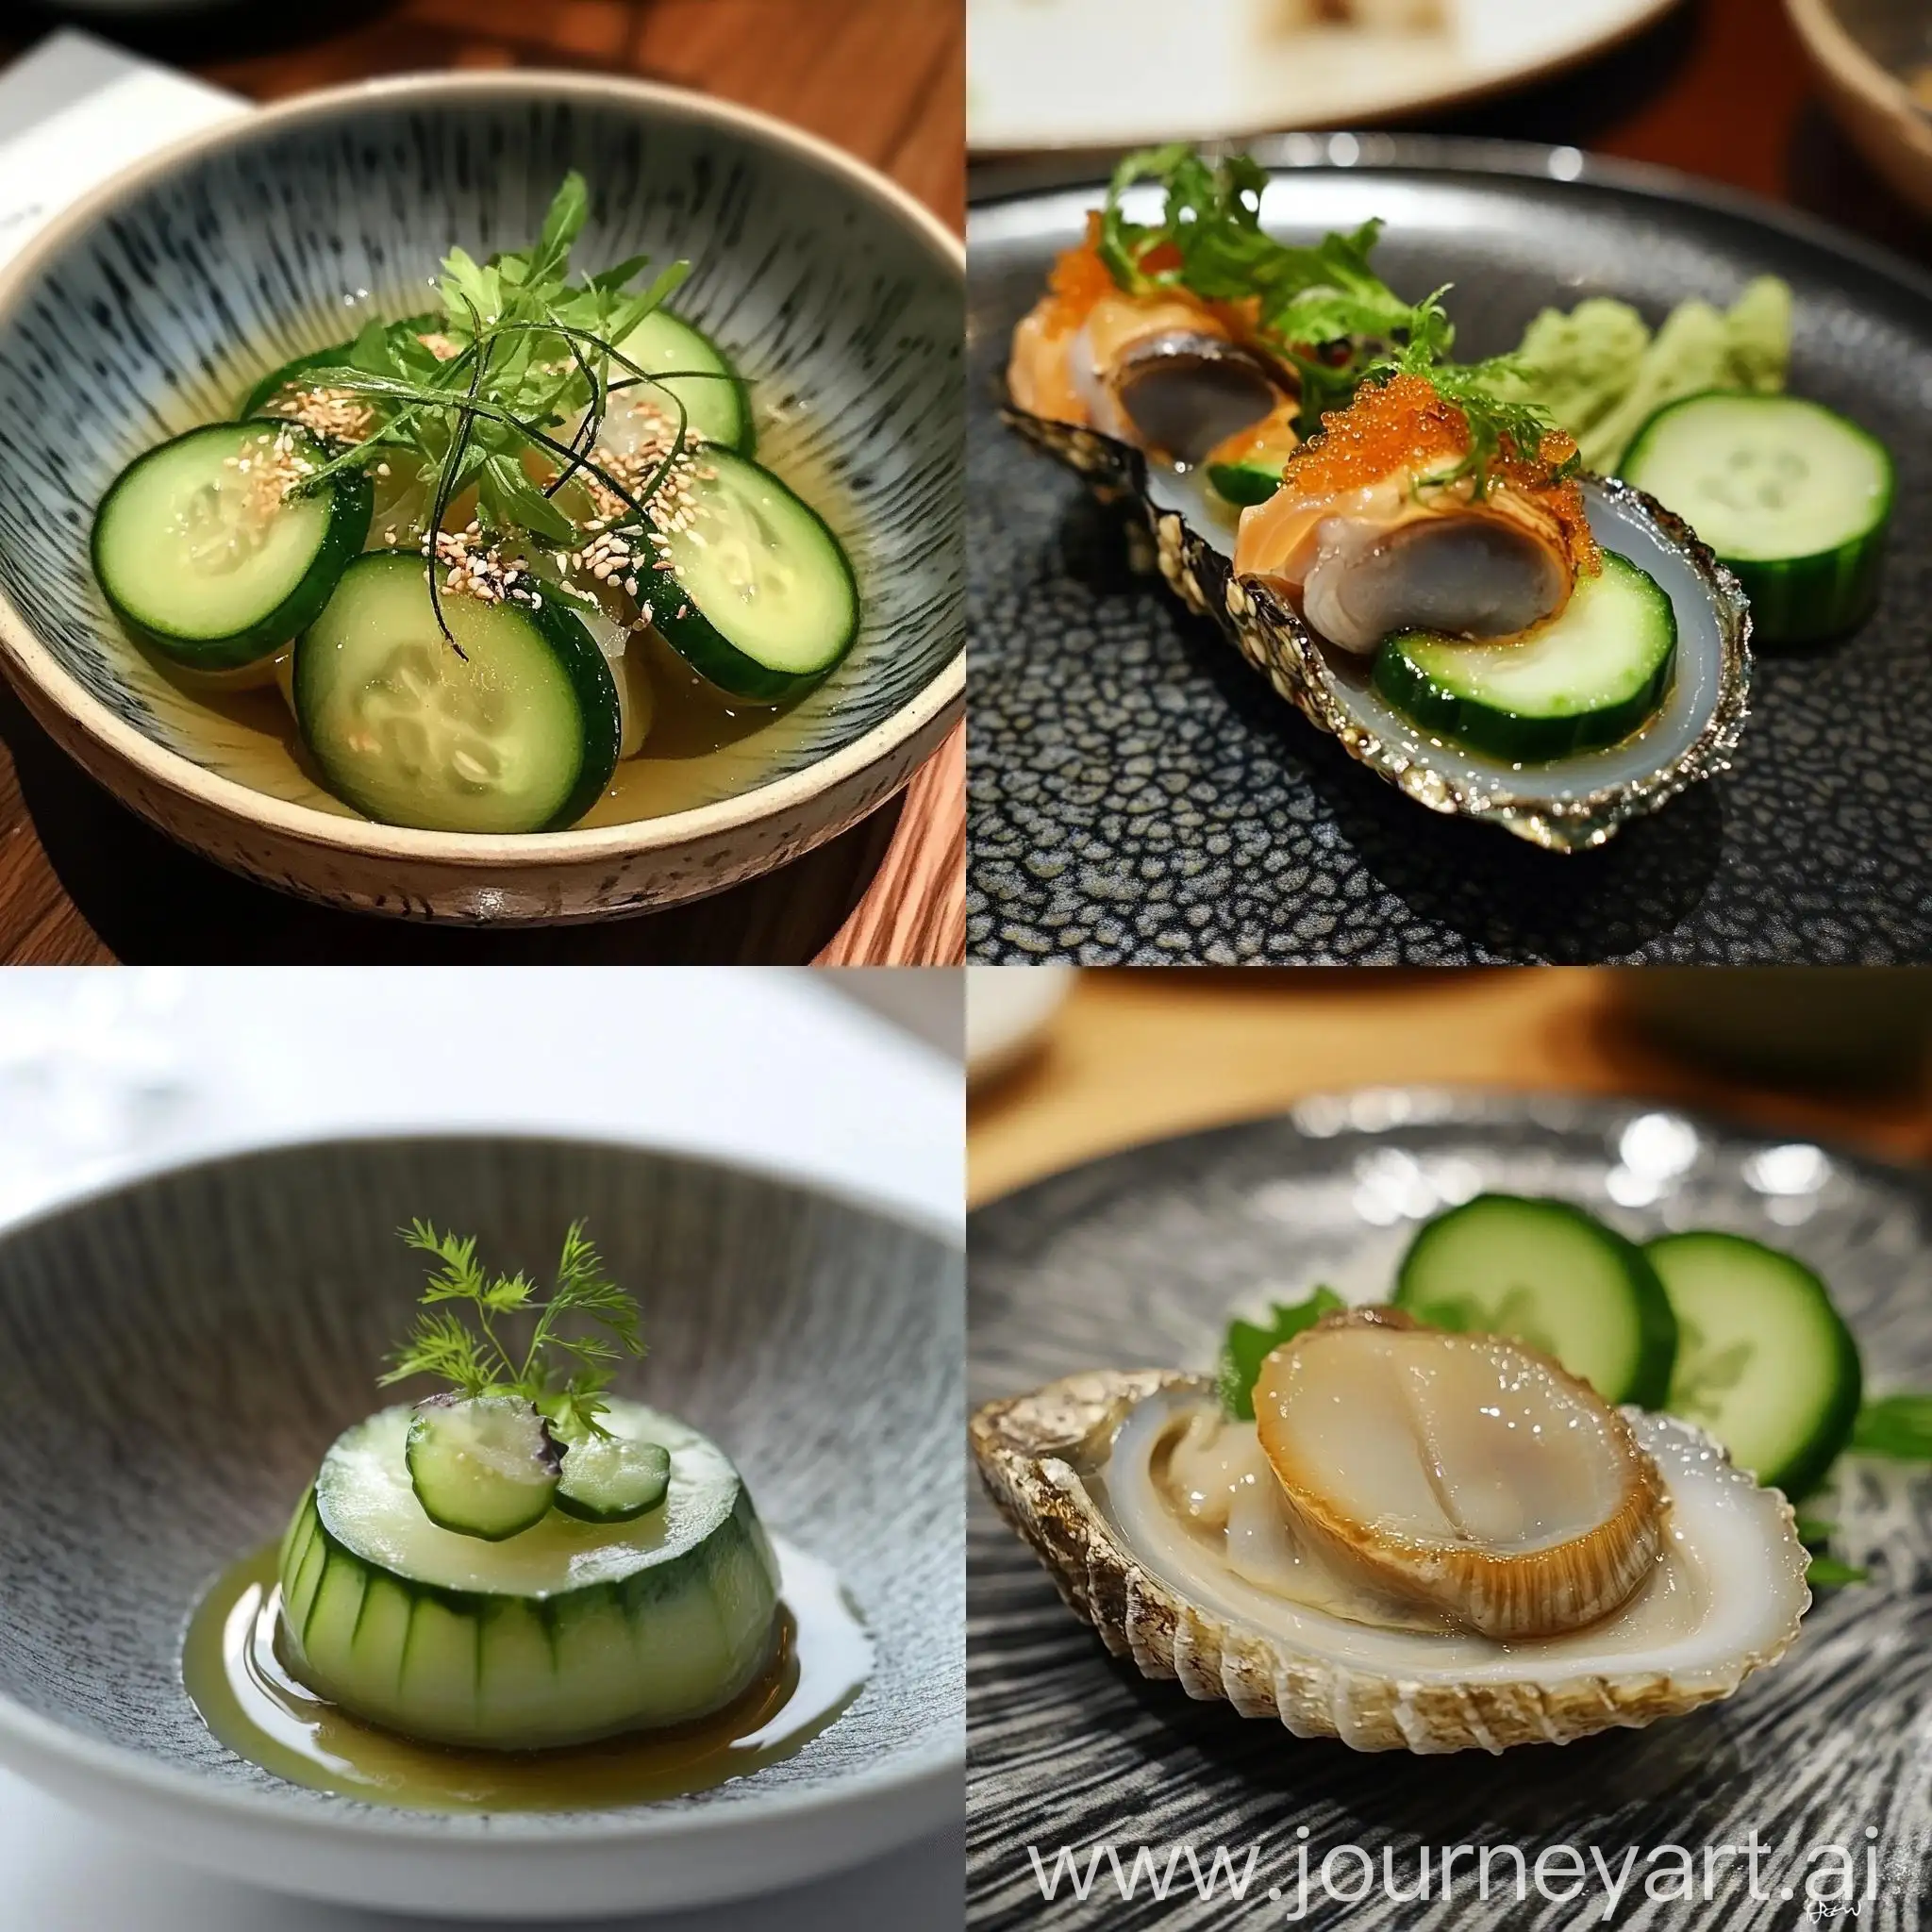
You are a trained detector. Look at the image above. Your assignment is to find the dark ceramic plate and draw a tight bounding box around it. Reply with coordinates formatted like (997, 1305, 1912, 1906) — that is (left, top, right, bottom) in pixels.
(967, 136, 1932, 964)
(0, 1136, 963, 1918)
(967, 1091, 1932, 1929)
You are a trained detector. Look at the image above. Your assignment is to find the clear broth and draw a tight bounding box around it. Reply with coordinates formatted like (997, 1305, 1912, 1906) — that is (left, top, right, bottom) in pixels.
(181, 1536, 871, 1813)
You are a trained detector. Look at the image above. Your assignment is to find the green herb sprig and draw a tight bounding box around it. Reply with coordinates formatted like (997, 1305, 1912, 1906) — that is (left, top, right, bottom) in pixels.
(1095, 145, 1566, 484)
(1365, 292, 1577, 498)
(1850, 1393, 1932, 1461)
(283, 173, 713, 647)
(1217, 1287, 1345, 1421)
(380, 1219, 644, 1442)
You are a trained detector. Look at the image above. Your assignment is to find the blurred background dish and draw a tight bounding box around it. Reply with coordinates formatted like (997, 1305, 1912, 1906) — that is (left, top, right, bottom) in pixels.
(967, 0, 1677, 154)
(1789, 0, 1932, 219)
(965, 963, 1074, 1088)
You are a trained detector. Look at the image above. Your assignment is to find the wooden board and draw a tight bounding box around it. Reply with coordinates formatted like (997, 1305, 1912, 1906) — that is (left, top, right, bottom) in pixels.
(971, 967, 1932, 1205)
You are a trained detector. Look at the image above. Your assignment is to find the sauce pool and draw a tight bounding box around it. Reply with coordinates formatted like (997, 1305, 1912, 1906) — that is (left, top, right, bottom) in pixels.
(182, 1535, 871, 1813)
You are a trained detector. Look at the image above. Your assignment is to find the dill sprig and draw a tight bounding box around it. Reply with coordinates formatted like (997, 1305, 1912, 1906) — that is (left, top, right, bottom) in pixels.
(1363, 291, 1575, 497)
(278, 172, 712, 648)
(1095, 144, 1568, 485)
(379, 1219, 645, 1442)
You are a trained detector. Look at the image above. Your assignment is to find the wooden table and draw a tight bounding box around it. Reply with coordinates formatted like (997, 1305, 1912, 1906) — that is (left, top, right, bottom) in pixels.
(0, 0, 963, 964)
(969, 968, 1932, 1205)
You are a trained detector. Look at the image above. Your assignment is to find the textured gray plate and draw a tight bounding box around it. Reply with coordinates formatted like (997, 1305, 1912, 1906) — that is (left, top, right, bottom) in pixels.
(968, 137, 1932, 964)
(968, 1091, 1932, 1929)
(0, 1136, 962, 1913)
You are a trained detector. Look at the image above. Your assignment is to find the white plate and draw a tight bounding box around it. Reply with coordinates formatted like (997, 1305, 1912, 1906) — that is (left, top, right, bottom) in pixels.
(967, 0, 1677, 152)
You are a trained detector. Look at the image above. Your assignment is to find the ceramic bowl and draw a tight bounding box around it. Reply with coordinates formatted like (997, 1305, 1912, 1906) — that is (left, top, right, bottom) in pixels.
(0, 74, 963, 924)
(1789, 0, 1932, 217)
(0, 1135, 963, 1917)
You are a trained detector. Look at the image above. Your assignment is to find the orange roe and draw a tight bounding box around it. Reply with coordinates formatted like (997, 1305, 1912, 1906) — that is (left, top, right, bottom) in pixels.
(1277, 374, 1598, 574)
(1036, 216, 1121, 337)
(1034, 216, 1264, 346)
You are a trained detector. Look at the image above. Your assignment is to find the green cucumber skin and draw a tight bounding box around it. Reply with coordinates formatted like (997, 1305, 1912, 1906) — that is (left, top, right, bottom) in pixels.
(614, 310, 754, 457)
(1393, 1192, 1679, 1409)
(237, 312, 440, 424)
(239, 346, 353, 425)
(1725, 533, 1886, 649)
(92, 426, 374, 672)
(1207, 460, 1283, 507)
(1622, 390, 1895, 646)
(1646, 1230, 1864, 1498)
(554, 1440, 671, 1524)
(404, 1404, 558, 1543)
(279, 1468, 779, 1750)
(1372, 574, 1677, 764)
(518, 597, 623, 831)
(652, 461, 860, 702)
(664, 366, 754, 460)
(291, 552, 622, 834)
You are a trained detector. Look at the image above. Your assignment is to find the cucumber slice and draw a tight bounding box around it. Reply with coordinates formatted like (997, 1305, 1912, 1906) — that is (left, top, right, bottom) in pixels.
(92, 422, 373, 672)
(556, 1433, 672, 1524)
(239, 344, 358, 425)
(1393, 1193, 1679, 1407)
(278, 1399, 780, 1750)
(1207, 458, 1285, 507)
(1622, 391, 1893, 644)
(238, 312, 440, 425)
(1647, 1231, 1862, 1497)
(653, 450, 859, 700)
(293, 551, 621, 833)
(405, 1395, 560, 1541)
(606, 308, 751, 455)
(1373, 550, 1677, 763)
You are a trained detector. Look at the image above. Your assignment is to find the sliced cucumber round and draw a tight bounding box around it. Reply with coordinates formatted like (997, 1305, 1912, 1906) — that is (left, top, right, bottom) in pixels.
(1647, 1231, 1862, 1497)
(405, 1394, 560, 1541)
(1373, 550, 1677, 764)
(1207, 458, 1286, 507)
(556, 1433, 672, 1524)
(293, 551, 621, 834)
(1392, 1193, 1679, 1408)
(1622, 391, 1892, 645)
(606, 308, 751, 455)
(239, 343, 358, 425)
(238, 312, 440, 425)
(653, 450, 858, 700)
(278, 1399, 780, 1750)
(92, 422, 373, 671)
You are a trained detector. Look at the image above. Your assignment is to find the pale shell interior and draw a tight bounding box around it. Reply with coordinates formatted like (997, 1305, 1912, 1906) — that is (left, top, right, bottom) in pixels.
(1099, 1385, 1806, 1688)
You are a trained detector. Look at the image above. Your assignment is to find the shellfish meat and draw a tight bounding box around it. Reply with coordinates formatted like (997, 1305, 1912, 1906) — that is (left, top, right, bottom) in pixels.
(972, 1310, 1809, 1754)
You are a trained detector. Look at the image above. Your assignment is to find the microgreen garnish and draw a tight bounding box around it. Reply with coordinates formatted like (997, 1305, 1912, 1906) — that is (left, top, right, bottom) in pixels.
(1365, 294, 1577, 498)
(279, 173, 712, 648)
(1096, 145, 1566, 486)
(1217, 1287, 1345, 1421)
(380, 1220, 645, 1441)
